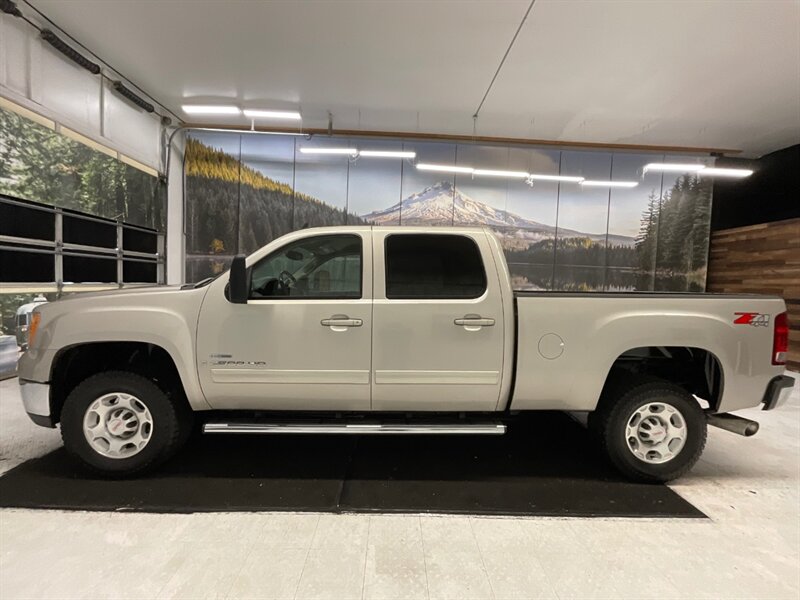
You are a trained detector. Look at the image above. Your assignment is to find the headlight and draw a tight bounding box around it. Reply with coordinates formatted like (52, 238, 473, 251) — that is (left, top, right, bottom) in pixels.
(28, 312, 41, 348)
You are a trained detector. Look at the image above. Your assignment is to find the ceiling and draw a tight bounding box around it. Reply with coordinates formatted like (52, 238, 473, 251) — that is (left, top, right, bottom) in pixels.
(28, 0, 800, 157)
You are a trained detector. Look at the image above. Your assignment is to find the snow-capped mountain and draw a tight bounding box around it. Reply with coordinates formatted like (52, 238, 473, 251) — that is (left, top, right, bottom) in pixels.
(361, 181, 635, 247)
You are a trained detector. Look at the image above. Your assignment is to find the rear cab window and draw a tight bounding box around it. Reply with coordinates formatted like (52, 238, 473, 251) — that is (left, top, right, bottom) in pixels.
(384, 234, 487, 299)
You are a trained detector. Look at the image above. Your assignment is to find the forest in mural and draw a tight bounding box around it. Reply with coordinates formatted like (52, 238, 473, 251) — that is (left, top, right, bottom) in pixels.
(184, 132, 712, 291)
(185, 138, 363, 280)
(639, 178, 713, 290)
(0, 107, 164, 230)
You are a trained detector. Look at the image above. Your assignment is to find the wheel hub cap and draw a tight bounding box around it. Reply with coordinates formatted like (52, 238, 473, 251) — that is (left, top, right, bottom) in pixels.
(625, 402, 687, 464)
(83, 393, 154, 459)
(638, 416, 667, 443)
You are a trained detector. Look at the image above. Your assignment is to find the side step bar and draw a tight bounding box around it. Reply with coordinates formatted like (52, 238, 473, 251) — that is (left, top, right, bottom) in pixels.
(203, 422, 506, 435)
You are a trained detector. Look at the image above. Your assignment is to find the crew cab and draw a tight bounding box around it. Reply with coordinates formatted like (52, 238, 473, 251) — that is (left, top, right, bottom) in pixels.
(17, 226, 795, 481)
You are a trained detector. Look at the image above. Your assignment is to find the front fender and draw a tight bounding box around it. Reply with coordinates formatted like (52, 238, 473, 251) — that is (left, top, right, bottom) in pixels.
(19, 287, 210, 410)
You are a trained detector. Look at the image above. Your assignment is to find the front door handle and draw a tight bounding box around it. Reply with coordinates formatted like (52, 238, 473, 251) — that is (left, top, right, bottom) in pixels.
(454, 315, 495, 329)
(321, 315, 363, 330)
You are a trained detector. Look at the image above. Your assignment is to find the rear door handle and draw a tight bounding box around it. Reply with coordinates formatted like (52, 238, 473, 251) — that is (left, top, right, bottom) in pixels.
(454, 316, 495, 327)
(321, 316, 363, 329)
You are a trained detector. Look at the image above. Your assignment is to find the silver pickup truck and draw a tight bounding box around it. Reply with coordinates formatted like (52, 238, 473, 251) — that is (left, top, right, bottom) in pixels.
(18, 226, 794, 481)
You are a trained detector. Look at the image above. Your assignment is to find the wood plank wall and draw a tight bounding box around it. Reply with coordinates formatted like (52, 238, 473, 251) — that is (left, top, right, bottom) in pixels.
(707, 217, 800, 371)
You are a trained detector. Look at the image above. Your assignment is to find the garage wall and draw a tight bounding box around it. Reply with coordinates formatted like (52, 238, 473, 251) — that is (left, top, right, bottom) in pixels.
(707, 145, 800, 372)
(711, 146, 799, 231)
(707, 219, 800, 371)
(0, 13, 162, 172)
(0, 12, 179, 284)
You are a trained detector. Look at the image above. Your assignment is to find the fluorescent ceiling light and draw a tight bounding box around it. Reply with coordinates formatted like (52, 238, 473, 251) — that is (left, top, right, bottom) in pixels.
(359, 150, 416, 159)
(697, 167, 753, 178)
(473, 169, 529, 178)
(644, 163, 706, 173)
(193, 128, 306, 136)
(416, 163, 474, 174)
(243, 109, 301, 120)
(527, 174, 585, 183)
(182, 105, 241, 115)
(299, 147, 358, 155)
(581, 180, 639, 188)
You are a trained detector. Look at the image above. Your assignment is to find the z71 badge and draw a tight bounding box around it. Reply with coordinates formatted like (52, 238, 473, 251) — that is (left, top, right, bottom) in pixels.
(734, 312, 770, 327)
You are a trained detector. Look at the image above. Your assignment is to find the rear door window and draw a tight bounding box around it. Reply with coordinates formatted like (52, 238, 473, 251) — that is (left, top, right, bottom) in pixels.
(385, 234, 487, 299)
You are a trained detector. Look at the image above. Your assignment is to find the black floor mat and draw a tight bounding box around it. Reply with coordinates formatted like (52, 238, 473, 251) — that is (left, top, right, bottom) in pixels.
(0, 412, 704, 517)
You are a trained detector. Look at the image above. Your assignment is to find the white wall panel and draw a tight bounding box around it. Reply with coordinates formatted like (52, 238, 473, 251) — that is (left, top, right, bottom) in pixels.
(36, 44, 101, 132)
(0, 14, 162, 171)
(103, 78, 160, 164)
(166, 131, 185, 284)
(0, 16, 31, 96)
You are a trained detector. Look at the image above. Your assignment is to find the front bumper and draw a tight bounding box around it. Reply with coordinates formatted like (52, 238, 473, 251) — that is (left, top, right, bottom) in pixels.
(18, 379, 55, 428)
(762, 375, 795, 411)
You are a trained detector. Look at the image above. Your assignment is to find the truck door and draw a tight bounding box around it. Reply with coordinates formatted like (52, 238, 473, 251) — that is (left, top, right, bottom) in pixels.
(195, 230, 373, 410)
(370, 230, 505, 411)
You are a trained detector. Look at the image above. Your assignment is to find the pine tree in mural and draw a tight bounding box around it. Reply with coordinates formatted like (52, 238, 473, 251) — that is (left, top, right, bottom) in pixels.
(636, 191, 660, 275)
(633, 174, 712, 291)
(689, 179, 712, 275)
(1, 109, 80, 205)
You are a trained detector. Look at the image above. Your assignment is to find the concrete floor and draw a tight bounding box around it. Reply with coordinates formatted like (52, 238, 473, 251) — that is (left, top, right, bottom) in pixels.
(1, 376, 798, 600)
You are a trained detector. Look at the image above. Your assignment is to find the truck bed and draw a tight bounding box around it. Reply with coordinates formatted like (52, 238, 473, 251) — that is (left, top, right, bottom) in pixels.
(513, 291, 779, 299)
(510, 291, 786, 413)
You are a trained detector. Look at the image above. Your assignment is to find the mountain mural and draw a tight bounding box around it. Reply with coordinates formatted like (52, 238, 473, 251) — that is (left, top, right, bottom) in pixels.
(181, 132, 710, 292)
(361, 181, 636, 248)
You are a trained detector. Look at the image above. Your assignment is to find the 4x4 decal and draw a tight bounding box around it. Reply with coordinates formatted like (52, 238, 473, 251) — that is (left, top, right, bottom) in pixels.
(734, 312, 770, 327)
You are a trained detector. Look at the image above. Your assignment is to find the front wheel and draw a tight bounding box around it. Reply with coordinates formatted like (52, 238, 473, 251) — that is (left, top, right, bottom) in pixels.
(60, 371, 189, 477)
(593, 377, 707, 482)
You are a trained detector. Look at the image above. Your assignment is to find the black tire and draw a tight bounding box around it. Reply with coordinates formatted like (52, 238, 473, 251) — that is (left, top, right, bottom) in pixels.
(593, 376, 707, 483)
(170, 390, 196, 450)
(60, 371, 189, 477)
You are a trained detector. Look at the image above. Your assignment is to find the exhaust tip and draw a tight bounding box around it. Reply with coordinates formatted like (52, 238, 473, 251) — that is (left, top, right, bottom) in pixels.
(707, 413, 760, 437)
(743, 422, 759, 437)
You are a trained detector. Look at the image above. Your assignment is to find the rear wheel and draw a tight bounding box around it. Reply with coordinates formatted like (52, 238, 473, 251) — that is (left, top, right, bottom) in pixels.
(61, 371, 189, 477)
(593, 377, 707, 482)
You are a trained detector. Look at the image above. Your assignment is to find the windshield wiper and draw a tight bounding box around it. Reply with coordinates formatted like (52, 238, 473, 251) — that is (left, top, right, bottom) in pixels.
(182, 275, 218, 290)
(194, 277, 215, 288)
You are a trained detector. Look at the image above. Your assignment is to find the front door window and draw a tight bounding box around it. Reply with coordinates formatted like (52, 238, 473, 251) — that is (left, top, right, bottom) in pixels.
(249, 234, 362, 299)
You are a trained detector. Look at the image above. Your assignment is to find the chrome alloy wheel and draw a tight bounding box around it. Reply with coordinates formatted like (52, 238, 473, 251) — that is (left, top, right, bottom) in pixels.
(625, 402, 687, 464)
(82, 392, 154, 459)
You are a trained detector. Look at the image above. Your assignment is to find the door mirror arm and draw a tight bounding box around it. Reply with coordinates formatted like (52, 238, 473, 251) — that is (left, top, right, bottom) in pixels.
(227, 255, 249, 304)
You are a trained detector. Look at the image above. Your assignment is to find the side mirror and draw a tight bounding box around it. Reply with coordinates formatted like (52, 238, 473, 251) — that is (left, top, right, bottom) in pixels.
(228, 255, 248, 304)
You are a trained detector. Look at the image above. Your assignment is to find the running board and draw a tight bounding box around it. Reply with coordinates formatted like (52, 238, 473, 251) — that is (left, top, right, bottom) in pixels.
(203, 422, 506, 435)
